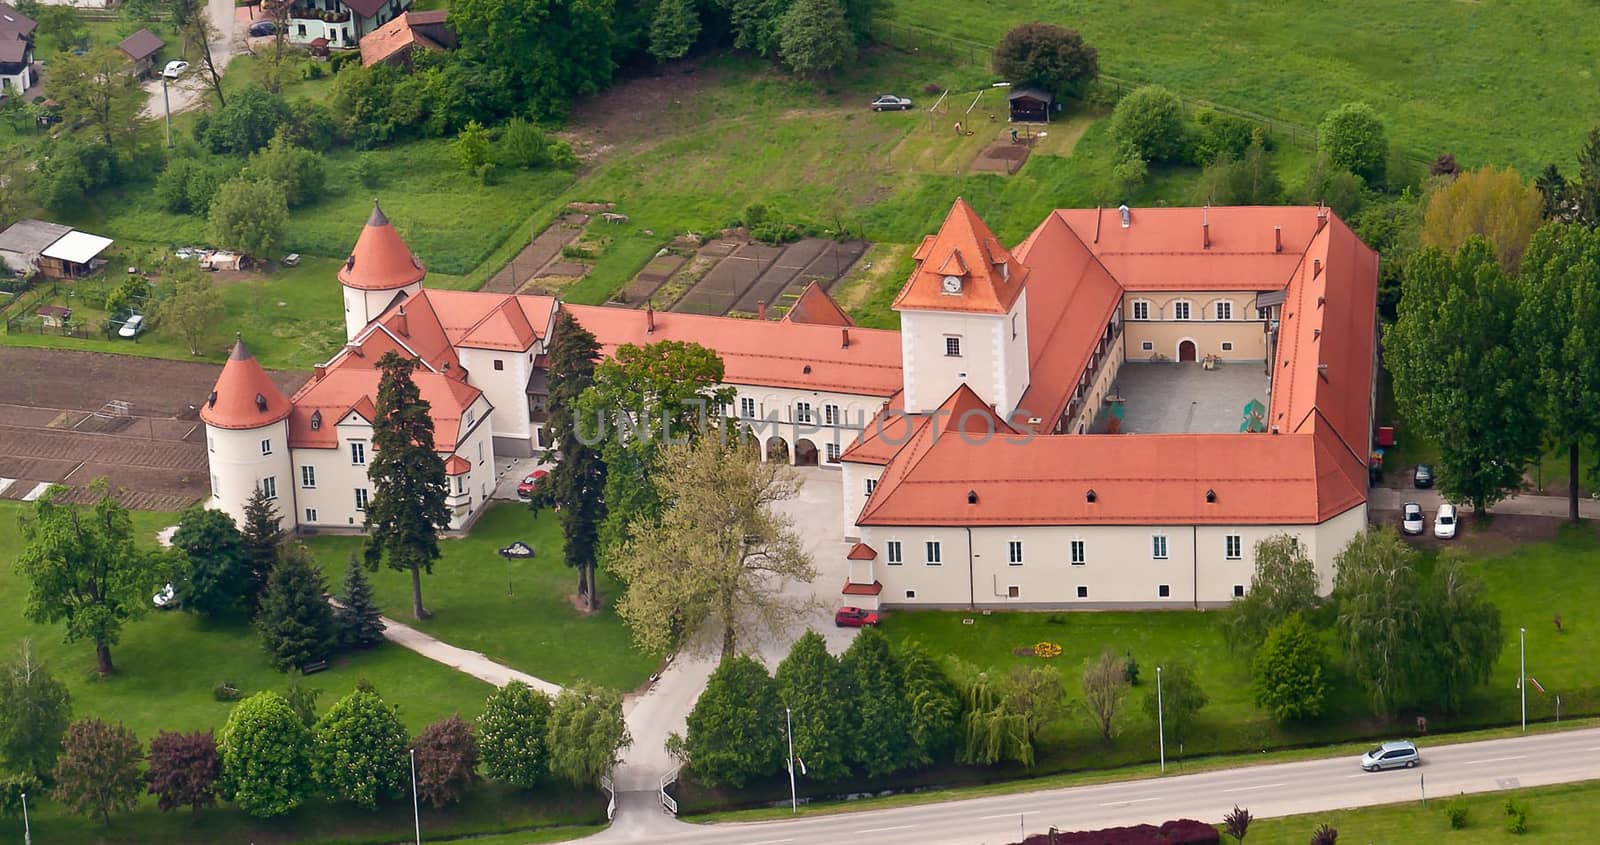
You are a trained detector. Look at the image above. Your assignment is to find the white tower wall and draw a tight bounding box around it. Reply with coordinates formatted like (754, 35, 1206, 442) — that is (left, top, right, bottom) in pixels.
(206, 419, 295, 531)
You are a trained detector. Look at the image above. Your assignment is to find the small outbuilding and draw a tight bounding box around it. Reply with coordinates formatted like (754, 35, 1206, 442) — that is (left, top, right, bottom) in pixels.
(117, 28, 164, 78)
(39, 230, 114, 279)
(1007, 87, 1053, 123)
(0, 218, 71, 275)
(35, 304, 71, 327)
(359, 10, 453, 67)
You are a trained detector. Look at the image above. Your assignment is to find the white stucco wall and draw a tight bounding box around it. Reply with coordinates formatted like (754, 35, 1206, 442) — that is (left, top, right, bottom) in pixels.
(342, 282, 421, 342)
(457, 346, 536, 448)
(206, 420, 294, 530)
(899, 308, 1013, 415)
(727, 384, 890, 465)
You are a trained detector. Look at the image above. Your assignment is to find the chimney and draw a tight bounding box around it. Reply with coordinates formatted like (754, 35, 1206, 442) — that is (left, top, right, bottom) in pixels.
(313, 364, 327, 381)
(1315, 205, 1329, 233)
(1118, 204, 1131, 229)
(645, 301, 655, 333)
(1202, 222, 1211, 250)
(841, 327, 850, 349)
(1094, 205, 1103, 244)
(394, 305, 408, 337)
(757, 300, 767, 320)
(1274, 225, 1282, 253)
(1313, 259, 1322, 278)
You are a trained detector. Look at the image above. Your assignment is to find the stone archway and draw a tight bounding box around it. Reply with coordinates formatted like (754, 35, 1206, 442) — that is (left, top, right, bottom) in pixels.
(765, 437, 791, 463)
(794, 438, 820, 467)
(1177, 340, 1197, 362)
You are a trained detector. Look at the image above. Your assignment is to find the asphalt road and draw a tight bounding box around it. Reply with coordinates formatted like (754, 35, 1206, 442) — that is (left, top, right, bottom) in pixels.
(595, 726, 1600, 843)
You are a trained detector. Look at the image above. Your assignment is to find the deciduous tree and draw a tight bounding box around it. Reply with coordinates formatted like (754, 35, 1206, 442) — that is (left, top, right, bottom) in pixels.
(245, 131, 327, 208)
(160, 269, 226, 356)
(546, 682, 630, 788)
(363, 351, 451, 621)
(255, 543, 337, 672)
(774, 630, 850, 782)
(1318, 102, 1387, 185)
(170, 505, 251, 617)
(413, 715, 480, 807)
(0, 643, 71, 783)
(219, 691, 313, 817)
(993, 22, 1098, 97)
(613, 434, 815, 657)
(1111, 85, 1186, 165)
(540, 311, 608, 610)
(1222, 534, 1320, 654)
(684, 654, 784, 789)
(450, 0, 617, 118)
(777, 0, 854, 78)
(146, 730, 221, 814)
(1420, 166, 1543, 273)
(1332, 528, 1422, 718)
(204, 84, 289, 154)
(1223, 804, 1253, 843)
(899, 641, 962, 766)
(649, 0, 701, 62)
(1252, 613, 1327, 722)
(51, 47, 146, 150)
(956, 664, 1061, 768)
(336, 552, 387, 649)
(208, 177, 289, 258)
(476, 681, 551, 788)
(16, 484, 155, 676)
(1421, 552, 1503, 713)
(1082, 649, 1129, 743)
(1143, 662, 1207, 744)
(311, 687, 408, 809)
(53, 719, 143, 826)
(728, 0, 790, 56)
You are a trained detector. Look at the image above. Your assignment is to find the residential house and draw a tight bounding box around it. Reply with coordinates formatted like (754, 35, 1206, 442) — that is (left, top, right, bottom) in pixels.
(359, 10, 452, 67)
(117, 29, 165, 79)
(283, 0, 414, 50)
(0, 2, 35, 94)
(0, 219, 71, 276)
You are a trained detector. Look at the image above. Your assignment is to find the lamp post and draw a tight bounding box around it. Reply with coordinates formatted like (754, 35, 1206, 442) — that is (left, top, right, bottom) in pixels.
(410, 748, 421, 845)
(786, 707, 798, 814)
(161, 71, 171, 147)
(1520, 627, 1527, 732)
(20, 791, 29, 845)
(1156, 666, 1166, 773)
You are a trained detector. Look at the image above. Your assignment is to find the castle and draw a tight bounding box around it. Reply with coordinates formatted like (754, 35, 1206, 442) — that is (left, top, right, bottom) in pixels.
(203, 198, 1378, 609)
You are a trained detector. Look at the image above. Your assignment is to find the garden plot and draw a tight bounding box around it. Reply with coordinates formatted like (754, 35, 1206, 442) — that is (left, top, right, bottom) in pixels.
(638, 237, 869, 317)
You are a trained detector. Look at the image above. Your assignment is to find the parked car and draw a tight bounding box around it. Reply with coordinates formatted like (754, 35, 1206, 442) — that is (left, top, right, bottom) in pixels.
(161, 60, 189, 79)
(1413, 463, 1434, 488)
(1360, 740, 1420, 771)
(1401, 502, 1424, 535)
(516, 470, 548, 500)
(1434, 503, 1458, 539)
(118, 314, 144, 338)
(834, 606, 880, 627)
(248, 20, 278, 36)
(282, 253, 301, 267)
(871, 94, 913, 111)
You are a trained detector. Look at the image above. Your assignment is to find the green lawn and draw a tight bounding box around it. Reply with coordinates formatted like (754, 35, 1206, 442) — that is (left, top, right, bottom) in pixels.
(886, 1, 1598, 171)
(304, 502, 659, 691)
(1241, 779, 1600, 843)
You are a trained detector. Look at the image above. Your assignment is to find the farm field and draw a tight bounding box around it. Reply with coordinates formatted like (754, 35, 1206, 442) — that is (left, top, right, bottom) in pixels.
(884, 0, 1596, 171)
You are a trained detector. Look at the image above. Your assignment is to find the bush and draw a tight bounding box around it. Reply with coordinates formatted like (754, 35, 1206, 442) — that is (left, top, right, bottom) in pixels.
(1503, 797, 1528, 834)
(1252, 613, 1327, 722)
(311, 688, 408, 809)
(219, 692, 313, 818)
(1015, 818, 1219, 844)
(1192, 109, 1259, 164)
(1445, 796, 1469, 829)
(213, 682, 243, 702)
(205, 85, 291, 155)
(354, 153, 382, 188)
(1111, 85, 1187, 164)
(1317, 102, 1386, 185)
(246, 132, 327, 208)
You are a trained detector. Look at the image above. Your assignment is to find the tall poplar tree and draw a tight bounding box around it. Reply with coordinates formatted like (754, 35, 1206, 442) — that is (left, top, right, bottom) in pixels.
(363, 351, 451, 620)
(539, 311, 608, 610)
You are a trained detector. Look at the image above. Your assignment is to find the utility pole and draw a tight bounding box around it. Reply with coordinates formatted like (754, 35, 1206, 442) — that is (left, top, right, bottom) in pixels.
(1156, 666, 1166, 773)
(162, 72, 172, 147)
(410, 748, 421, 845)
(1520, 627, 1527, 732)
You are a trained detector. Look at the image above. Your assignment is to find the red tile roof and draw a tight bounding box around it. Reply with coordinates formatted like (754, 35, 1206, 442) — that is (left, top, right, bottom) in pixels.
(1051, 206, 1324, 291)
(287, 368, 482, 450)
(359, 12, 448, 66)
(202, 339, 292, 430)
(338, 200, 427, 291)
(783, 281, 854, 326)
(444, 455, 470, 475)
(842, 580, 883, 596)
(847, 542, 876, 560)
(894, 198, 1028, 314)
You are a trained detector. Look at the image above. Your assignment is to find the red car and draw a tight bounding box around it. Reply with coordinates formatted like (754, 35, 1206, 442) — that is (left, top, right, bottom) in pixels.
(834, 606, 880, 628)
(516, 470, 548, 500)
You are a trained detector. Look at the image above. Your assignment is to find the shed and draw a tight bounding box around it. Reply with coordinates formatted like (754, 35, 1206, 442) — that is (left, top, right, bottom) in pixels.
(199, 250, 246, 271)
(308, 36, 329, 59)
(39, 230, 113, 279)
(0, 218, 71, 275)
(1007, 87, 1053, 123)
(35, 304, 71, 326)
(117, 28, 164, 78)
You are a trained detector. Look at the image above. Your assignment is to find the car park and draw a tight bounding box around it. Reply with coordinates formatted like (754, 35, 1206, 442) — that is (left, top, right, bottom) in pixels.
(1401, 502, 1424, 535)
(1360, 739, 1420, 771)
(1413, 463, 1434, 488)
(1434, 503, 1457, 539)
(834, 606, 880, 627)
(516, 470, 548, 499)
(871, 94, 913, 111)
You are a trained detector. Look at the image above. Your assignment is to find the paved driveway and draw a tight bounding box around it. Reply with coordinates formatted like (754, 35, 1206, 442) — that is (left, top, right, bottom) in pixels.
(142, 0, 247, 118)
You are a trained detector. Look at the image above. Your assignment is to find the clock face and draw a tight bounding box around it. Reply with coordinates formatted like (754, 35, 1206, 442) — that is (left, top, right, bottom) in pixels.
(942, 275, 963, 293)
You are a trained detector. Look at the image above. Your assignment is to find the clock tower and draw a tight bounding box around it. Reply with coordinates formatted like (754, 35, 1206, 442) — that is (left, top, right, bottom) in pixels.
(892, 198, 1031, 418)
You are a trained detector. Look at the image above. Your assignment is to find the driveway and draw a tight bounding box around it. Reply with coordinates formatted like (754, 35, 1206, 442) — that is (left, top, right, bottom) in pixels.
(141, 0, 249, 119)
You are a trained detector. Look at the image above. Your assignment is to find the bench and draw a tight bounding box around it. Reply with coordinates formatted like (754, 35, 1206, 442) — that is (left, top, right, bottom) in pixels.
(601, 212, 630, 224)
(301, 660, 329, 675)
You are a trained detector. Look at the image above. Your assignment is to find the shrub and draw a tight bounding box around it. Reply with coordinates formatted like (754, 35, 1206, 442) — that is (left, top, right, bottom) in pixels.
(477, 681, 551, 789)
(1503, 797, 1529, 834)
(1252, 613, 1327, 722)
(205, 85, 291, 154)
(212, 682, 243, 702)
(218, 691, 313, 818)
(1445, 796, 1469, 829)
(1193, 109, 1258, 164)
(311, 688, 408, 809)
(354, 153, 382, 188)
(246, 132, 327, 208)
(1122, 651, 1140, 686)
(1309, 822, 1338, 845)
(52, 719, 143, 825)
(146, 730, 221, 814)
(1111, 85, 1187, 164)
(1317, 102, 1386, 185)
(412, 715, 479, 807)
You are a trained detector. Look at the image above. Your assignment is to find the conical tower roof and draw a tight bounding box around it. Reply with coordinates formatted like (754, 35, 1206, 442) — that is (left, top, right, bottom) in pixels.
(200, 337, 292, 430)
(893, 197, 1028, 314)
(337, 199, 427, 291)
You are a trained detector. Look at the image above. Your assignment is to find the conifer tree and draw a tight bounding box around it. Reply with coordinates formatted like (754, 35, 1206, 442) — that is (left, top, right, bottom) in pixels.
(539, 311, 608, 610)
(240, 487, 284, 616)
(364, 351, 451, 620)
(336, 552, 386, 650)
(255, 544, 337, 672)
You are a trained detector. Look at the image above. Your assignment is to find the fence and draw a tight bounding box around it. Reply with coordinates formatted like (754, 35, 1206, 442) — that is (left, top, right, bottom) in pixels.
(5, 315, 94, 339)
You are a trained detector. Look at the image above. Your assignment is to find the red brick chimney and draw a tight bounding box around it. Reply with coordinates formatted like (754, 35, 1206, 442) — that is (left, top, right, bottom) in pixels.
(394, 305, 409, 337)
(757, 300, 768, 320)
(646, 301, 655, 333)
(841, 327, 850, 348)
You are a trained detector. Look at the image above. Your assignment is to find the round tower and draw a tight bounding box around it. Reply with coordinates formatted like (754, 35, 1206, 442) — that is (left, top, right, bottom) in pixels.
(201, 337, 295, 530)
(339, 198, 427, 342)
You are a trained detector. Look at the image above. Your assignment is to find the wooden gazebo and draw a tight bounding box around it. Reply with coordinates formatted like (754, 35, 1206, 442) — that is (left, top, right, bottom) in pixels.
(1007, 87, 1053, 123)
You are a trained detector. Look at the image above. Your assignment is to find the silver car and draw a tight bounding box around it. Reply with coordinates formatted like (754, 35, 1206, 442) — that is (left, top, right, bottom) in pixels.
(1360, 739, 1420, 771)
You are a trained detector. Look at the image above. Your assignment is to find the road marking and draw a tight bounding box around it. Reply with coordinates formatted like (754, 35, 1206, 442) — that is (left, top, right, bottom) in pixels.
(856, 825, 916, 834)
(1466, 755, 1527, 765)
(1222, 782, 1286, 793)
(1098, 797, 1162, 807)
(1345, 773, 1369, 778)
(978, 813, 1027, 820)
(744, 839, 794, 845)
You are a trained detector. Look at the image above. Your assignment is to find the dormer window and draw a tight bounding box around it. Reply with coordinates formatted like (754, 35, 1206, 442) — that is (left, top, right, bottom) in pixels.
(310, 410, 322, 430)
(254, 393, 268, 412)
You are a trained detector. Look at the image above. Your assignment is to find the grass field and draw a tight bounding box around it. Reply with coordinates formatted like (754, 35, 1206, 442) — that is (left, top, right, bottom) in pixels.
(1240, 779, 1600, 843)
(304, 502, 659, 691)
(885, 1, 1597, 172)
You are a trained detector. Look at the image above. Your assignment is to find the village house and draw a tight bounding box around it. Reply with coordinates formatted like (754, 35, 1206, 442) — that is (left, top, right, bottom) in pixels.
(203, 198, 1378, 610)
(0, 2, 36, 94)
(358, 10, 452, 67)
(117, 29, 165, 79)
(282, 0, 415, 50)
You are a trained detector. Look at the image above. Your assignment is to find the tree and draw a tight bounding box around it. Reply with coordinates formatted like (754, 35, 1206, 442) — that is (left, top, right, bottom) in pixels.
(1420, 552, 1503, 713)
(146, 730, 221, 814)
(1224, 805, 1253, 843)
(1082, 648, 1130, 743)
(539, 311, 608, 610)
(580, 339, 732, 556)
(683, 654, 785, 789)
(956, 664, 1062, 768)
(413, 715, 480, 807)
(1317, 102, 1386, 185)
(777, 0, 855, 78)
(208, 177, 289, 258)
(169, 0, 227, 106)
(1515, 223, 1600, 522)
(1385, 238, 1539, 514)
(1103, 140, 1148, 202)
(361, 352, 451, 620)
(0, 643, 71, 783)
(1577, 127, 1600, 227)
(170, 505, 251, 616)
(728, 0, 790, 57)
(841, 627, 914, 777)
(453, 119, 491, 175)
(204, 85, 289, 154)
(245, 131, 327, 208)
(283, 670, 322, 727)
(1142, 662, 1207, 744)
(476, 681, 552, 788)
(774, 630, 850, 782)
(1252, 613, 1328, 722)
(336, 552, 387, 649)
(255, 543, 338, 672)
(1111, 85, 1187, 164)
(35, 139, 116, 214)
(499, 117, 569, 169)
(34, 4, 89, 53)
(1420, 166, 1543, 273)
(450, 0, 617, 118)
(1222, 534, 1320, 654)
(545, 682, 630, 788)
(1536, 164, 1575, 222)
(311, 687, 408, 809)
(52, 719, 142, 826)
(50, 47, 146, 149)
(218, 691, 313, 817)
(1332, 528, 1421, 718)
(649, 0, 701, 62)
(1193, 140, 1282, 206)
(1310, 822, 1338, 845)
(613, 434, 815, 657)
(899, 641, 962, 766)
(16, 484, 154, 676)
(160, 269, 226, 356)
(992, 22, 1098, 97)
(241, 487, 284, 615)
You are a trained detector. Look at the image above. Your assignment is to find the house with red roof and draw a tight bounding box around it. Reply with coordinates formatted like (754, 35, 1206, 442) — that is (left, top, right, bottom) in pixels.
(203, 198, 1378, 611)
(280, 0, 418, 51)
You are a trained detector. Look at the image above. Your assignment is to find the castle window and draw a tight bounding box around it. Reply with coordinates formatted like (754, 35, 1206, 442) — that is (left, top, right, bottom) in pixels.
(1131, 300, 1150, 320)
(310, 410, 322, 430)
(866, 478, 877, 497)
(260, 439, 272, 456)
(1172, 301, 1192, 321)
(925, 541, 942, 565)
(740, 397, 756, 419)
(1215, 301, 1233, 321)
(305, 508, 318, 523)
(350, 442, 366, 465)
(1226, 534, 1243, 560)
(1152, 535, 1169, 560)
(493, 359, 504, 371)
(944, 336, 962, 357)
(1070, 539, 1085, 565)
(1008, 541, 1023, 565)
(795, 402, 813, 424)
(886, 540, 902, 564)
(825, 404, 839, 426)
(825, 443, 841, 463)
(355, 488, 369, 511)
(259, 476, 277, 500)
(301, 466, 316, 488)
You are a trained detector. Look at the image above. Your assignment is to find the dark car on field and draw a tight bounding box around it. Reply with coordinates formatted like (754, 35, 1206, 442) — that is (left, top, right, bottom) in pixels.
(248, 20, 278, 36)
(1413, 463, 1434, 488)
(834, 606, 880, 627)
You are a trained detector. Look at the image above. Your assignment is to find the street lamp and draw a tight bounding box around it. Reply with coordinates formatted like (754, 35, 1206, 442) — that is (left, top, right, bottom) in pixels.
(1156, 666, 1165, 773)
(785, 707, 798, 814)
(1520, 627, 1527, 732)
(409, 747, 421, 845)
(20, 791, 29, 845)
(160, 60, 189, 148)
